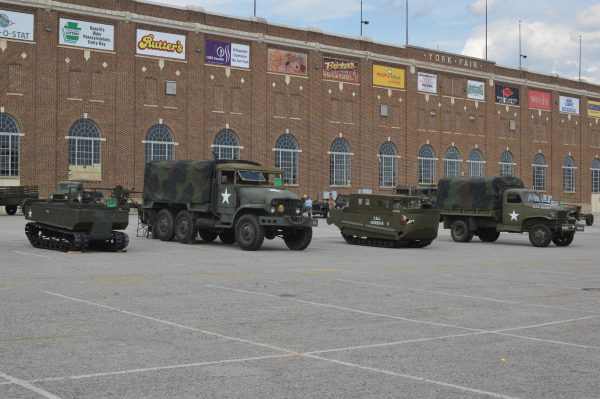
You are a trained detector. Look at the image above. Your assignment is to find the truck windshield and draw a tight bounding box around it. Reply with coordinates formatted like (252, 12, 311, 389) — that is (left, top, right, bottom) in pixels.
(524, 192, 543, 203)
(237, 170, 267, 184)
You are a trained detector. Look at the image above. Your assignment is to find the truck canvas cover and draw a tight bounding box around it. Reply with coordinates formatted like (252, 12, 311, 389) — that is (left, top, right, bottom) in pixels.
(144, 160, 215, 204)
(437, 176, 524, 210)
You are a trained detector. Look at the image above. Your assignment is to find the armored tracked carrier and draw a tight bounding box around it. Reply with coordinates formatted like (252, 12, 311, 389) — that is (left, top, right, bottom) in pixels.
(23, 183, 130, 252)
(327, 193, 441, 248)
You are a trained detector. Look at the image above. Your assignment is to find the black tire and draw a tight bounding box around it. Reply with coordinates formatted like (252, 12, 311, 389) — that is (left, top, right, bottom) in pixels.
(235, 214, 264, 251)
(450, 219, 472, 243)
(552, 231, 574, 247)
(478, 229, 500, 242)
(153, 209, 176, 241)
(5, 205, 17, 215)
(585, 214, 594, 226)
(174, 210, 195, 244)
(199, 230, 218, 242)
(283, 227, 313, 250)
(529, 224, 552, 247)
(219, 229, 236, 244)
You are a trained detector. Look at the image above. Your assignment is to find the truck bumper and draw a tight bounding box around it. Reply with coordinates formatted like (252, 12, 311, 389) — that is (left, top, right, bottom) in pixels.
(259, 216, 317, 227)
(562, 223, 584, 232)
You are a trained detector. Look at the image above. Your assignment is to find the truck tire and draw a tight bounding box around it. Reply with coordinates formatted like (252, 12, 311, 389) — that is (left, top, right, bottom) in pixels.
(450, 219, 472, 243)
(153, 209, 176, 241)
(235, 214, 264, 251)
(478, 229, 500, 242)
(529, 224, 552, 247)
(586, 214, 594, 226)
(219, 229, 236, 244)
(283, 227, 312, 250)
(5, 205, 17, 215)
(174, 210, 195, 244)
(199, 230, 218, 242)
(552, 231, 574, 247)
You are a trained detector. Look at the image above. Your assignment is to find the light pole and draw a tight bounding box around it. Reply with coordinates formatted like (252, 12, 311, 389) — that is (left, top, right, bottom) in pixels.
(519, 20, 527, 68)
(253, 0, 256, 17)
(406, 0, 408, 47)
(485, 0, 487, 60)
(360, 0, 369, 36)
(579, 35, 582, 80)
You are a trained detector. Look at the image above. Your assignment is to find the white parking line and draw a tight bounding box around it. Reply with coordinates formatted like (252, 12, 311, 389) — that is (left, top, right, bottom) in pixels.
(335, 278, 600, 314)
(0, 371, 62, 399)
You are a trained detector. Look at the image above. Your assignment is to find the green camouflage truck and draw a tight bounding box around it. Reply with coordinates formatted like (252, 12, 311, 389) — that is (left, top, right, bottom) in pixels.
(139, 159, 316, 251)
(0, 185, 38, 215)
(438, 176, 584, 247)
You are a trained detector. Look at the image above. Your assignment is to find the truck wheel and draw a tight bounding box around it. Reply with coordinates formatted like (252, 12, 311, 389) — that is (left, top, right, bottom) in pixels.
(529, 224, 552, 247)
(153, 209, 176, 241)
(283, 227, 313, 250)
(199, 230, 218, 242)
(235, 214, 264, 251)
(586, 214, 594, 226)
(478, 229, 500, 242)
(552, 231, 574, 247)
(5, 205, 17, 215)
(174, 210, 195, 244)
(450, 220, 472, 243)
(219, 229, 236, 244)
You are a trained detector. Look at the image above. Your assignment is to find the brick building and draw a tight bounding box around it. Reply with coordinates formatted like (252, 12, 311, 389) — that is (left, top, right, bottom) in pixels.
(1, 0, 600, 211)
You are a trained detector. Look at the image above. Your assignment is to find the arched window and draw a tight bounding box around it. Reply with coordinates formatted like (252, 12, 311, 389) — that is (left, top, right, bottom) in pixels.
(563, 156, 576, 193)
(443, 146, 461, 178)
(145, 124, 175, 162)
(499, 150, 515, 177)
(213, 129, 241, 160)
(418, 145, 436, 184)
(468, 148, 484, 177)
(0, 113, 20, 177)
(532, 153, 547, 191)
(329, 138, 351, 186)
(379, 141, 398, 187)
(592, 158, 600, 193)
(274, 133, 299, 185)
(68, 119, 102, 180)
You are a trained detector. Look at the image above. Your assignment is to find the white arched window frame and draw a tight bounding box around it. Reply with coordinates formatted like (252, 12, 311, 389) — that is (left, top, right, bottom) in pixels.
(379, 141, 399, 188)
(212, 129, 243, 160)
(0, 113, 21, 178)
(144, 124, 177, 162)
(443, 146, 462, 178)
(562, 156, 576, 193)
(329, 137, 352, 186)
(592, 158, 600, 193)
(532, 153, 547, 191)
(499, 150, 516, 177)
(467, 148, 485, 177)
(273, 133, 301, 185)
(418, 145, 437, 184)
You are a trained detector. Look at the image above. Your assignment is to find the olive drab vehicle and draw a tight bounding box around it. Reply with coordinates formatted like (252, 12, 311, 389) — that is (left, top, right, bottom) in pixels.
(0, 185, 38, 215)
(22, 183, 130, 252)
(438, 176, 585, 247)
(138, 159, 317, 251)
(326, 193, 441, 248)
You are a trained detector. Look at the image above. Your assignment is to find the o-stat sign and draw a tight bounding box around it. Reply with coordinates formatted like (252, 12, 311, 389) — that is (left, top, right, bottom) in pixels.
(136, 29, 186, 60)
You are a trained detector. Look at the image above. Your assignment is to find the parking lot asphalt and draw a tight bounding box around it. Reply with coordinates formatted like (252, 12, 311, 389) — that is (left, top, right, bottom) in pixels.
(1, 212, 599, 399)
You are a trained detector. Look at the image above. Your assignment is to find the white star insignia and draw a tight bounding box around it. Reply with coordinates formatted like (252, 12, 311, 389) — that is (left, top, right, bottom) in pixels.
(28, 209, 33, 218)
(221, 188, 231, 204)
(77, 195, 83, 203)
(509, 210, 519, 221)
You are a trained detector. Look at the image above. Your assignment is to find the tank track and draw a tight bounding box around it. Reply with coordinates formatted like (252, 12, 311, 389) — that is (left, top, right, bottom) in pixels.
(25, 222, 90, 252)
(88, 231, 129, 252)
(341, 233, 432, 249)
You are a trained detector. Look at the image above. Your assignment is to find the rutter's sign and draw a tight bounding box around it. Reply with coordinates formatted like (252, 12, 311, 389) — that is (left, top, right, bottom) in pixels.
(136, 29, 186, 60)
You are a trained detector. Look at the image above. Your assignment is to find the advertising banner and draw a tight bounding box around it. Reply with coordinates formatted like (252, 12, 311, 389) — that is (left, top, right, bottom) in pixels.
(372, 65, 405, 89)
(418, 72, 437, 93)
(588, 100, 600, 118)
(467, 80, 485, 100)
(136, 29, 186, 60)
(267, 48, 307, 76)
(205, 39, 250, 68)
(495, 84, 520, 105)
(559, 96, 580, 114)
(59, 18, 114, 51)
(322, 57, 359, 83)
(0, 10, 34, 41)
(527, 89, 551, 110)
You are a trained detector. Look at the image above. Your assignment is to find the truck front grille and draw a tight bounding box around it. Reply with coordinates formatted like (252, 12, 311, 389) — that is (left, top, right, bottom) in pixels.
(271, 199, 303, 217)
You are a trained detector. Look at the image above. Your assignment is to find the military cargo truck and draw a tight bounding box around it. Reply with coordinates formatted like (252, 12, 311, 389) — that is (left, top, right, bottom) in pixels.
(0, 185, 38, 215)
(327, 193, 440, 248)
(139, 160, 316, 251)
(438, 176, 584, 247)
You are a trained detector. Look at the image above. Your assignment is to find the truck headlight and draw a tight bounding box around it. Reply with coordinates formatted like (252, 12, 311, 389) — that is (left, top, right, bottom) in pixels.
(271, 207, 276, 214)
(296, 208, 301, 215)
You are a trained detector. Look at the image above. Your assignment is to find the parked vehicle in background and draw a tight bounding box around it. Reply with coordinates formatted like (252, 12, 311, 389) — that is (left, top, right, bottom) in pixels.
(438, 176, 584, 247)
(0, 185, 38, 215)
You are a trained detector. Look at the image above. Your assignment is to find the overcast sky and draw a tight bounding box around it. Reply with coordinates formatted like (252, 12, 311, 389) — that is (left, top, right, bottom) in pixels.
(145, 0, 600, 85)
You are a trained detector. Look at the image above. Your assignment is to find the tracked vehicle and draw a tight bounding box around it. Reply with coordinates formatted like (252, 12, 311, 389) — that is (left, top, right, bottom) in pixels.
(23, 183, 130, 252)
(327, 193, 441, 248)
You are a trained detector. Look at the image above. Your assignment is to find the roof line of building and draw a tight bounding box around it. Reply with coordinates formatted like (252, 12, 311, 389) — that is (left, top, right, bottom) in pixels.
(4, 0, 600, 99)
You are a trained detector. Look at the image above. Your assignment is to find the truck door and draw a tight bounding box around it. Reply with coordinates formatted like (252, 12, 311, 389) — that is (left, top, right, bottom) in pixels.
(216, 170, 236, 224)
(502, 191, 524, 227)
